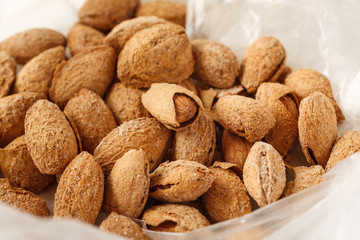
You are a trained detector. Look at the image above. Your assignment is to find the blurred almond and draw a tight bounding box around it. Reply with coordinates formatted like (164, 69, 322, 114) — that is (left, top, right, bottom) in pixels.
(0, 51, 16, 98)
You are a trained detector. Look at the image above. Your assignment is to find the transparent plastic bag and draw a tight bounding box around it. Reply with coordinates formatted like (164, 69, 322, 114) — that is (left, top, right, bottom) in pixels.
(0, 0, 360, 239)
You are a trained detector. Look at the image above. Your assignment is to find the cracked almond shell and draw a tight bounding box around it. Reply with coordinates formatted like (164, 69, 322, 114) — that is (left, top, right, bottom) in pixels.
(215, 95, 276, 142)
(25, 99, 78, 174)
(104, 149, 149, 218)
(0, 28, 66, 64)
(142, 204, 210, 232)
(173, 113, 216, 166)
(202, 162, 251, 223)
(243, 142, 286, 207)
(13, 46, 65, 95)
(64, 89, 117, 154)
(326, 130, 360, 171)
(0, 178, 49, 217)
(67, 23, 105, 56)
(149, 160, 213, 203)
(136, 0, 187, 27)
(222, 129, 253, 171)
(49, 45, 116, 109)
(191, 39, 239, 88)
(0, 135, 54, 193)
(79, 0, 140, 32)
(298, 92, 337, 168)
(240, 36, 286, 93)
(105, 83, 150, 125)
(0, 92, 45, 147)
(255, 82, 299, 155)
(0, 51, 16, 98)
(142, 83, 203, 131)
(284, 68, 344, 121)
(54, 152, 104, 224)
(282, 165, 324, 197)
(117, 24, 194, 88)
(94, 117, 171, 175)
(100, 212, 148, 240)
(104, 16, 168, 55)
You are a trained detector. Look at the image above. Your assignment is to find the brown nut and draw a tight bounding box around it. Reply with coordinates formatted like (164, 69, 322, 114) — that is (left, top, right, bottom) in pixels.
(100, 212, 148, 240)
(0, 51, 16, 98)
(202, 162, 251, 223)
(215, 95, 276, 142)
(64, 89, 117, 154)
(67, 23, 105, 56)
(298, 92, 337, 168)
(117, 24, 194, 88)
(0, 135, 54, 193)
(105, 83, 149, 125)
(104, 149, 149, 218)
(326, 130, 360, 171)
(54, 152, 104, 224)
(284, 68, 344, 121)
(13, 46, 65, 95)
(94, 117, 171, 175)
(142, 204, 210, 232)
(243, 142, 286, 207)
(282, 165, 324, 197)
(49, 45, 116, 109)
(104, 16, 168, 55)
(240, 36, 286, 93)
(0, 92, 45, 147)
(191, 39, 239, 88)
(255, 82, 299, 155)
(0, 178, 49, 217)
(136, 0, 187, 27)
(149, 160, 213, 203)
(0, 28, 66, 64)
(173, 113, 216, 166)
(142, 83, 203, 131)
(79, 0, 140, 32)
(25, 100, 78, 174)
(221, 129, 253, 171)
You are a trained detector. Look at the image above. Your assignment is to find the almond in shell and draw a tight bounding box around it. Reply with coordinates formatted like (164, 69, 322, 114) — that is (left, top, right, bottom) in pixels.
(67, 23, 105, 56)
(173, 113, 216, 166)
(149, 160, 213, 203)
(49, 45, 116, 109)
(13, 46, 65, 95)
(243, 142, 286, 207)
(100, 212, 148, 240)
(136, 0, 187, 27)
(64, 89, 117, 154)
(54, 152, 104, 224)
(142, 204, 210, 232)
(202, 162, 251, 223)
(105, 83, 150, 125)
(0, 51, 16, 98)
(326, 130, 360, 171)
(215, 95, 276, 143)
(298, 92, 337, 168)
(240, 36, 286, 93)
(0, 178, 49, 217)
(0, 135, 54, 193)
(142, 83, 203, 131)
(103, 149, 149, 218)
(25, 100, 78, 174)
(0, 92, 45, 147)
(255, 82, 299, 155)
(0, 28, 66, 64)
(117, 24, 194, 88)
(94, 117, 171, 175)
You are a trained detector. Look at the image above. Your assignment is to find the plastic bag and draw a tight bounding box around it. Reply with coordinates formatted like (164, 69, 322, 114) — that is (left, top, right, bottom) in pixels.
(1, 0, 360, 239)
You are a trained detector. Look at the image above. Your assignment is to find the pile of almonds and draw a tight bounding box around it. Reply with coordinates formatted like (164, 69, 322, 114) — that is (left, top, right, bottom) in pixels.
(0, 0, 359, 239)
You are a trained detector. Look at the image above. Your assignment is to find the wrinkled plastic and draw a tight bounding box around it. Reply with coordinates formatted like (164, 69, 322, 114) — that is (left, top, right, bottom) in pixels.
(1, 0, 360, 239)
